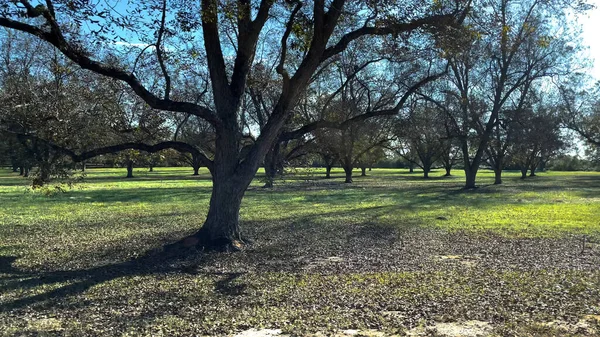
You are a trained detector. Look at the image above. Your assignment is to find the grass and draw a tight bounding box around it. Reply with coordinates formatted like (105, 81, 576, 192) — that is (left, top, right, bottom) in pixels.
(1, 167, 600, 336)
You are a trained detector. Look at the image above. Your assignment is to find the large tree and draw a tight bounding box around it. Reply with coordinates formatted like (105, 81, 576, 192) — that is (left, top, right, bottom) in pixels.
(0, 0, 467, 250)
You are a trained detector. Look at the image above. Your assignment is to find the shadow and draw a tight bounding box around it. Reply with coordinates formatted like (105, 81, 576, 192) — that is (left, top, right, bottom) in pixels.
(0, 246, 205, 312)
(214, 272, 247, 296)
(0, 256, 19, 274)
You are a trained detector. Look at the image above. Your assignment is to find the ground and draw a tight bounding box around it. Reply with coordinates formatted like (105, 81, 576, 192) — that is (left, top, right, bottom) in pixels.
(0, 167, 599, 336)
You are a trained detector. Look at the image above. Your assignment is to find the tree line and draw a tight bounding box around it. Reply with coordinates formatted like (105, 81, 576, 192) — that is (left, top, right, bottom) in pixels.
(0, 0, 598, 251)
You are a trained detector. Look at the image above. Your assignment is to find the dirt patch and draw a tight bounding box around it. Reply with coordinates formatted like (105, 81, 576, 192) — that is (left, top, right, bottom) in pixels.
(234, 328, 284, 337)
(407, 320, 492, 337)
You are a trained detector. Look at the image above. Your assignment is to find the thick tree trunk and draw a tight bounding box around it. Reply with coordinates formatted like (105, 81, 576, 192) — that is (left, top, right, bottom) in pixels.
(494, 167, 502, 185)
(343, 165, 353, 183)
(464, 166, 478, 189)
(81, 162, 86, 172)
(23, 167, 30, 178)
(444, 165, 452, 177)
(325, 165, 332, 179)
(149, 166, 154, 172)
(520, 166, 528, 179)
(19, 166, 24, 176)
(409, 165, 414, 173)
(190, 178, 247, 251)
(423, 162, 432, 179)
(361, 167, 366, 176)
(126, 160, 134, 178)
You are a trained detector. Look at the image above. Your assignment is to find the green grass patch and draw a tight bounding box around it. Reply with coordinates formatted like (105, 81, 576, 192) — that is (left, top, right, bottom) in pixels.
(1, 167, 599, 335)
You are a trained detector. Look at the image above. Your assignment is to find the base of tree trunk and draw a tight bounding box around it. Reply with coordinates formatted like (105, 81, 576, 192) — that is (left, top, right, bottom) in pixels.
(165, 232, 249, 253)
(262, 180, 274, 188)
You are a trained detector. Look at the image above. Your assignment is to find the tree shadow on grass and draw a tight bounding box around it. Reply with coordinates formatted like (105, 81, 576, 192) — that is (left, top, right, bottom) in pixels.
(0, 245, 248, 313)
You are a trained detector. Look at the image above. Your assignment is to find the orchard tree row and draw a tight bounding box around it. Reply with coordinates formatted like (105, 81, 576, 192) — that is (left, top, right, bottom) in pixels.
(0, 0, 598, 250)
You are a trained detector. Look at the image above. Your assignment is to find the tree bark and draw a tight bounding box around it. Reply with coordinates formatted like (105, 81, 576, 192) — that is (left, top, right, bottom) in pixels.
(493, 157, 503, 185)
(409, 165, 414, 173)
(81, 162, 86, 172)
(343, 164, 353, 183)
(464, 165, 478, 189)
(126, 160, 134, 178)
(494, 167, 502, 185)
(529, 163, 537, 177)
(361, 167, 366, 176)
(444, 165, 452, 177)
(19, 166, 24, 176)
(423, 161, 432, 179)
(520, 166, 528, 179)
(23, 167, 30, 177)
(190, 177, 247, 251)
(149, 166, 154, 172)
(263, 149, 276, 188)
(325, 165, 332, 179)
(192, 155, 201, 176)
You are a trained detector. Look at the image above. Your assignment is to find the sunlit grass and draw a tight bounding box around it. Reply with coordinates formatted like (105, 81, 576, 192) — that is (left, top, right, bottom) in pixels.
(1, 167, 600, 335)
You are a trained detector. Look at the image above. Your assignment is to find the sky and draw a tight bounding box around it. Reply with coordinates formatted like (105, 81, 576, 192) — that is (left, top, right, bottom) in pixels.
(578, 0, 600, 79)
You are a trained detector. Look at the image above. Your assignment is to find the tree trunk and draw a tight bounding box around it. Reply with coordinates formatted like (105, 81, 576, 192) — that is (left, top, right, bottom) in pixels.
(149, 166, 154, 172)
(81, 162, 86, 172)
(444, 165, 452, 177)
(520, 166, 528, 179)
(325, 165, 332, 179)
(529, 163, 537, 177)
(538, 160, 546, 172)
(343, 164, 353, 183)
(19, 166, 24, 176)
(464, 166, 478, 189)
(263, 143, 281, 188)
(23, 167, 30, 177)
(12, 164, 18, 173)
(409, 165, 414, 173)
(189, 177, 247, 251)
(493, 157, 503, 185)
(423, 162, 432, 179)
(192, 155, 201, 176)
(126, 160, 134, 178)
(361, 167, 366, 176)
(494, 167, 502, 185)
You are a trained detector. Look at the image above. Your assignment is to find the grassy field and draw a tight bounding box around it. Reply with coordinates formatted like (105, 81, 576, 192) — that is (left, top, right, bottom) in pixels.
(1, 167, 600, 336)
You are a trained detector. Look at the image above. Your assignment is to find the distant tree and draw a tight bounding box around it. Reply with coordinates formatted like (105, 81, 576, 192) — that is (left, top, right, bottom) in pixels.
(394, 101, 448, 178)
(421, 0, 585, 188)
(510, 104, 565, 178)
(558, 75, 600, 149)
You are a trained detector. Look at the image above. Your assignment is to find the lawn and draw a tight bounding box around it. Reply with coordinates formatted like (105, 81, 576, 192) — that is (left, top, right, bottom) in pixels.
(0, 167, 599, 336)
